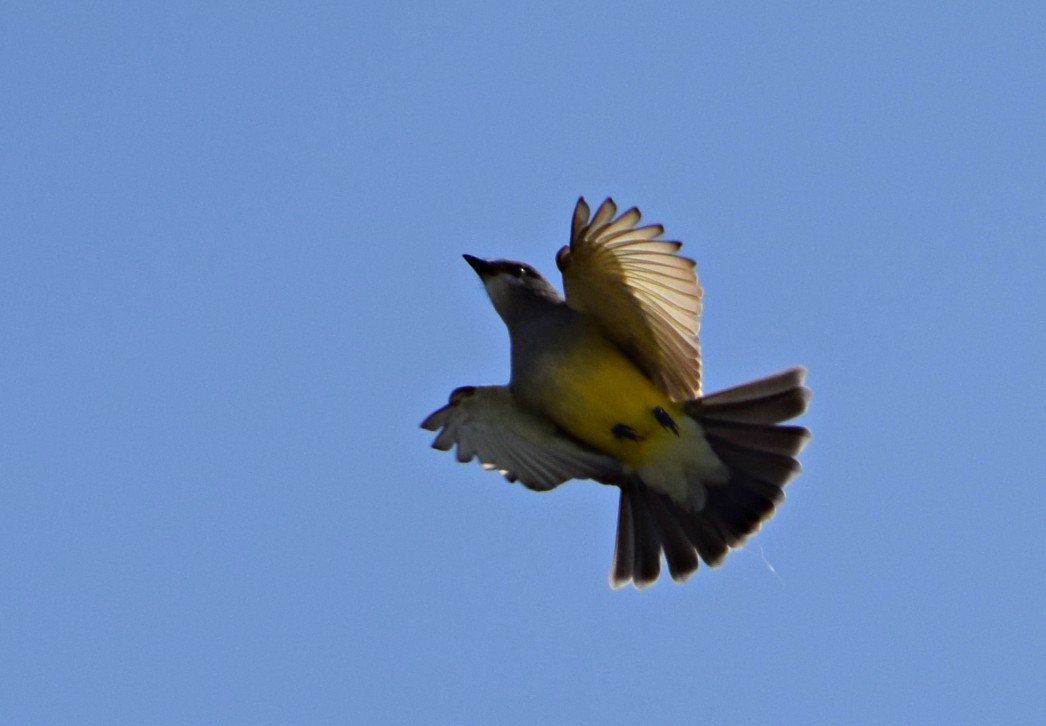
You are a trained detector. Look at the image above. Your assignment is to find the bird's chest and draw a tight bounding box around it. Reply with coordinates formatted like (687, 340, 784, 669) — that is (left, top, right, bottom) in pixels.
(510, 325, 677, 464)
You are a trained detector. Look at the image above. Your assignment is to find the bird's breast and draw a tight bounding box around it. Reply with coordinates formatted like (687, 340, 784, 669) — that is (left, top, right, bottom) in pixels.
(510, 322, 682, 468)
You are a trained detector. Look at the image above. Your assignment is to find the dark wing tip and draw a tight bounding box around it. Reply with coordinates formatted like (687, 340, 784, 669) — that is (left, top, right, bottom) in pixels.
(420, 406, 449, 431)
(555, 245, 571, 272)
(571, 198, 591, 242)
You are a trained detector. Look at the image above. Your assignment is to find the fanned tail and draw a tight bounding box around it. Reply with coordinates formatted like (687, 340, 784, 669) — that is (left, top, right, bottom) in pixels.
(610, 367, 812, 589)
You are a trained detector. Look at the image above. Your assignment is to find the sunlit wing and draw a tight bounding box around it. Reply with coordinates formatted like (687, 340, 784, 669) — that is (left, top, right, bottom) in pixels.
(556, 197, 703, 400)
(421, 385, 623, 492)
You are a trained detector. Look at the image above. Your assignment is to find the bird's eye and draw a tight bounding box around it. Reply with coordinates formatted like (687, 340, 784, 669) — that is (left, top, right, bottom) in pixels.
(516, 265, 529, 277)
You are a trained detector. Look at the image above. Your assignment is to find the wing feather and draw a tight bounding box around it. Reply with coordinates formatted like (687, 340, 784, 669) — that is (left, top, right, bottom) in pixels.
(588, 198, 618, 230)
(421, 386, 623, 492)
(557, 197, 704, 400)
(603, 239, 682, 254)
(598, 207, 642, 237)
(604, 223, 665, 242)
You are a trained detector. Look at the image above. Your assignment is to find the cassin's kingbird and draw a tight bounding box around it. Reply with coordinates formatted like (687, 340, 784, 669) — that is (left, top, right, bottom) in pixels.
(422, 198, 811, 588)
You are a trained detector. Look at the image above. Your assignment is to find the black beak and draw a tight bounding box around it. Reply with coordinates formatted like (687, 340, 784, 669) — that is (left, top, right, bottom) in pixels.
(463, 254, 494, 277)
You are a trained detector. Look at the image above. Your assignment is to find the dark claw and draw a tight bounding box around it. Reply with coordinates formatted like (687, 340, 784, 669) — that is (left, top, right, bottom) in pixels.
(653, 407, 679, 436)
(612, 423, 644, 442)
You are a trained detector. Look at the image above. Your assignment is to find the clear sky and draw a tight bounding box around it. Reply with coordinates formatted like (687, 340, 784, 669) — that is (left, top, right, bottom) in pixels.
(3, 3, 1044, 724)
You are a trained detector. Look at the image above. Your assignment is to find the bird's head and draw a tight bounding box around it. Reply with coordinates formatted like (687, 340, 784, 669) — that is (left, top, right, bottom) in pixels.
(463, 254, 562, 323)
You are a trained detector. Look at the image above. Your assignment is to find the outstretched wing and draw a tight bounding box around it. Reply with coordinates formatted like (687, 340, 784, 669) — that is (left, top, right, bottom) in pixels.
(556, 197, 703, 401)
(421, 385, 623, 492)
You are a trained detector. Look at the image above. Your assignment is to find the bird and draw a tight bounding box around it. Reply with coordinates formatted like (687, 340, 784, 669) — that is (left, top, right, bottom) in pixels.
(421, 197, 811, 589)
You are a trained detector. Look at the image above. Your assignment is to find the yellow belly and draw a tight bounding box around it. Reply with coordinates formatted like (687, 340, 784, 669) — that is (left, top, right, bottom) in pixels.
(528, 331, 683, 468)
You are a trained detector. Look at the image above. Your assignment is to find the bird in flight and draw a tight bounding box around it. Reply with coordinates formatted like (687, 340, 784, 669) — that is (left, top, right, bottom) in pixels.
(422, 198, 811, 588)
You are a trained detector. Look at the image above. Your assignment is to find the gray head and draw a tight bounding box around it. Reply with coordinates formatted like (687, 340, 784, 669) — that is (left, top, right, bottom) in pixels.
(463, 254, 563, 325)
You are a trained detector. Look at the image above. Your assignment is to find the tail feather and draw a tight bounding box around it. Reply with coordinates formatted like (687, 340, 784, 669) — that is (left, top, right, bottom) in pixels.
(610, 487, 636, 587)
(697, 366, 806, 405)
(646, 487, 699, 583)
(690, 366, 811, 424)
(702, 471, 782, 542)
(629, 484, 663, 588)
(683, 511, 730, 567)
(609, 367, 811, 588)
(696, 419, 810, 457)
(706, 437, 802, 487)
(610, 485, 660, 589)
(611, 482, 699, 589)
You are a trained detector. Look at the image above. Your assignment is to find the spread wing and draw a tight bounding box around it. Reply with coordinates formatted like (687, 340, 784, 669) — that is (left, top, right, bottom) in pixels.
(556, 197, 703, 400)
(421, 385, 623, 492)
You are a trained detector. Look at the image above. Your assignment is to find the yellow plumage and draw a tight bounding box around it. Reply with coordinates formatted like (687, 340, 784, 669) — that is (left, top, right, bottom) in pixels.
(526, 325, 683, 469)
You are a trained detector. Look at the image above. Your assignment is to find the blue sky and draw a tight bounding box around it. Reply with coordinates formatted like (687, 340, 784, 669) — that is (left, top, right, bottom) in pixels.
(3, 2, 1044, 724)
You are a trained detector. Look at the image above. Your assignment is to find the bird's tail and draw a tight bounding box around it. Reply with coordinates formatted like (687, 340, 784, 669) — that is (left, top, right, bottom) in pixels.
(610, 367, 812, 589)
